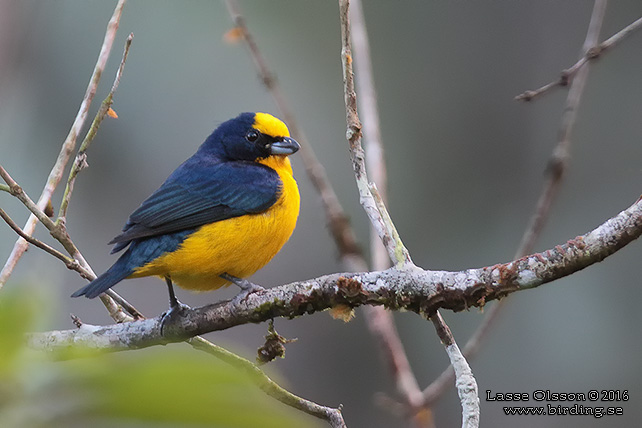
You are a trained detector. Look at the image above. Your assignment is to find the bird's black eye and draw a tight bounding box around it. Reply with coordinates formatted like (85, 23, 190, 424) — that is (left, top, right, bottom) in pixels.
(246, 130, 260, 142)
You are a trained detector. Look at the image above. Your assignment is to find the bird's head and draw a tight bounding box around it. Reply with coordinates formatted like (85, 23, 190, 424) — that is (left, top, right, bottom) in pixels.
(201, 112, 300, 162)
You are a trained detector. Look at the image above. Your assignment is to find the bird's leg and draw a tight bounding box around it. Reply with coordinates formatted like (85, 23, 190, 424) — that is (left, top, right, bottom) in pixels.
(160, 275, 191, 336)
(220, 272, 265, 302)
(165, 275, 180, 309)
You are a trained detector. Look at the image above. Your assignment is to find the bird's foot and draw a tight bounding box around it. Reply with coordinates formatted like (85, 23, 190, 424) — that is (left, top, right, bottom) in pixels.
(160, 275, 191, 335)
(160, 299, 192, 336)
(220, 273, 265, 304)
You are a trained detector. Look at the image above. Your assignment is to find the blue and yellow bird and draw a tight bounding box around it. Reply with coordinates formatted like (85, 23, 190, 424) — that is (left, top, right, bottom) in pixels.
(72, 112, 300, 306)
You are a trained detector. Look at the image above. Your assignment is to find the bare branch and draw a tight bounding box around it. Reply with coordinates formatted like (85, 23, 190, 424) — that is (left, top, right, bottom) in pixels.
(517, 0, 606, 265)
(28, 195, 642, 351)
(0, 208, 93, 280)
(424, 300, 502, 405)
(364, 304, 425, 415)
(2, 161, 136, 323)
(0, 164, 92, 273)
(349, 0, 388, 269)
(190, 337, 347, 428)
(0, 0, 127, 289)
(338, 0, 412, 268)
(0, 166, 60, 231)
(516, 4, 641, 101)
(597, 15, 642, 52)
(430, 312, 479, 427)
(58, 32, 134, 221)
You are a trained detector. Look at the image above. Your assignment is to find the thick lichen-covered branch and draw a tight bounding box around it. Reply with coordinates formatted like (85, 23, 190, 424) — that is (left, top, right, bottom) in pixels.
(28, 196, 642, 352)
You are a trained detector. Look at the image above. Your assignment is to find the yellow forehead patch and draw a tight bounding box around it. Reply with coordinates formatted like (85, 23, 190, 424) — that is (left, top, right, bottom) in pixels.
(253, 112, 290, 138)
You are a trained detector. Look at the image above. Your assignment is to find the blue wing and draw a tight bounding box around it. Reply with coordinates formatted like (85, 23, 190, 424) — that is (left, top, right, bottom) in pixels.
(108, 158, 281, 253)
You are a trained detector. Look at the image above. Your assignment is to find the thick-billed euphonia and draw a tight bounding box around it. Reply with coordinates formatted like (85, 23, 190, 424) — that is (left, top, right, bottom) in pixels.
(72, 112, 300, 306)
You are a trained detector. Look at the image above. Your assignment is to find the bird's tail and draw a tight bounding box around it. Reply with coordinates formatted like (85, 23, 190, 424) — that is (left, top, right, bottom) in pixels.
(71, 261, 133, 299)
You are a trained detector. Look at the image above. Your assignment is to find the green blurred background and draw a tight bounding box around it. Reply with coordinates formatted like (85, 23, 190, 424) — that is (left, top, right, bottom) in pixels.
(1, 1, 641, 426)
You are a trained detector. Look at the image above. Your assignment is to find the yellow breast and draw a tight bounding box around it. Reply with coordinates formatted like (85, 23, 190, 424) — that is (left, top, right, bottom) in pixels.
(131, 156, 300, 291)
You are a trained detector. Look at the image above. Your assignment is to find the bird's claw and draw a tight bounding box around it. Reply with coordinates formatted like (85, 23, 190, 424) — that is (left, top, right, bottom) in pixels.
(160, 300, 191, 336)
(232, 285, 265, 305)
(220, 272, 265, 304)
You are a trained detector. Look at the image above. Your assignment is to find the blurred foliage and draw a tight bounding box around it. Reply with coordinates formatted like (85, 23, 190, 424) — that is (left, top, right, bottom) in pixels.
(0, 290, 314, 428)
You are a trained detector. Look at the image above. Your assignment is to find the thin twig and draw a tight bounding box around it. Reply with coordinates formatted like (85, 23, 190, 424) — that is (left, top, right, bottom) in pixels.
(430, 312, 479, 428)
(423, 303, 499, 404)
(0, 166, 60, 232)
(64, 33, 138, 321)
(338, 0, 412, 268)
(0, 0, 127, 289)
(597, 15, 642, 51)
(516, 6, 639, 101)
(189, 336, 347, 428)
(58, 33, 133, 221)
(0, 161, 91, 282)
(1, 164, 136, 322)
(0, 206, 139, 322)
(364, 304, 427, 419)
(424, 0, 609, 405)
(0, 208, 93, 280)
(349, 0, 388, 270)
(518, 0, 607, 260)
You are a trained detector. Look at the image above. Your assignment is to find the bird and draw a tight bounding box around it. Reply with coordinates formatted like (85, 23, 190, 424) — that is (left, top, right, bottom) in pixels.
(71, 112, 300, 309)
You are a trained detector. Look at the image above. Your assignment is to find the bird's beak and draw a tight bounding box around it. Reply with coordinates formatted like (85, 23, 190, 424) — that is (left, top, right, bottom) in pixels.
(269, 137, 300, 155)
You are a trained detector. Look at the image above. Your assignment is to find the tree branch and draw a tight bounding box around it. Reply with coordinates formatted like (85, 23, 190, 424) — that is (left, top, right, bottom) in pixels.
(519, 0, 606, 254)
(0, 208, 93, 280)
(338, 0, 411, 268)
(1, 158, 135, 323)
(29, 195, 642, 351)
(430, 312, 479, 428)
(3, 167, 136, 322)
(57, 32, 133, 221)
(190, 337, 346, 428)
(516, 7, 641, 101)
